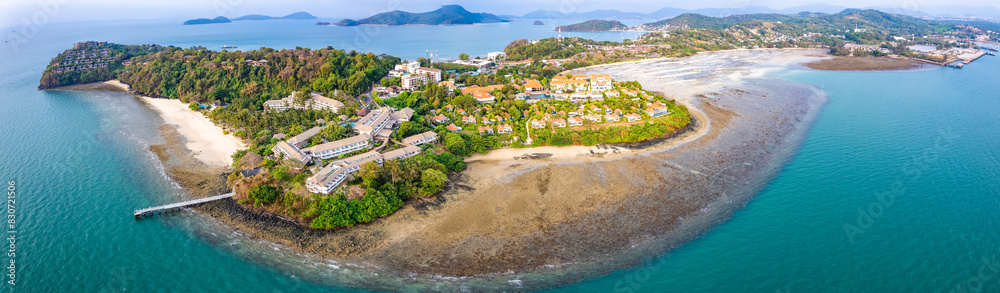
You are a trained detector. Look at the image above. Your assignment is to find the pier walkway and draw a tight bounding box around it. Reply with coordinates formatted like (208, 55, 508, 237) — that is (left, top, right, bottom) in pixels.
(134, 192, 234, 219)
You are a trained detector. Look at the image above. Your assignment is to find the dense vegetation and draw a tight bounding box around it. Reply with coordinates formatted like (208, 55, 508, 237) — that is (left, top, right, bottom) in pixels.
(115, 46, 398, 139)
(639, 9, 954, 44)
(504, 38, 592, 61)
(555, 20, 629, 32)
(334, 5, 508, 26)
(38, 44, 166, 89)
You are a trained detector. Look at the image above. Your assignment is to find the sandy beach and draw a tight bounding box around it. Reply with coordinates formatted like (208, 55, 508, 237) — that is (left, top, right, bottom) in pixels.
(103, 81, 245, 168)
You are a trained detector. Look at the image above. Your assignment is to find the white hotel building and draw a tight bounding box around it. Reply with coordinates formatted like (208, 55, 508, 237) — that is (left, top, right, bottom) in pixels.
(306, 164, 348, 194)
(303, 133, 372, 160)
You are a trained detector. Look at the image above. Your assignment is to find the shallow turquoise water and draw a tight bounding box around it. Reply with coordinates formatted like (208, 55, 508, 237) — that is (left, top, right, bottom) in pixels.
(1, 19, 999, 292)
(552, 57, 1000, 292)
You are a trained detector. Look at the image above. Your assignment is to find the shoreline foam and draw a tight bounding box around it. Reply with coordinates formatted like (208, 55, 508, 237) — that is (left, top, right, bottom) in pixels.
(103, 80, 245, 168)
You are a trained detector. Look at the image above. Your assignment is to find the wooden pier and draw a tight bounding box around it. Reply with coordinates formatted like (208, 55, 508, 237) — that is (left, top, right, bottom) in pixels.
(134, 192, 234, 219)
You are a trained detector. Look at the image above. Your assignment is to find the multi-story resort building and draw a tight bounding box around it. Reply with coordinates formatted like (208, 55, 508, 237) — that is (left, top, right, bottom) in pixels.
(400, 67, 443, 90)
(353, 107, 394, 139)
(304, 134, 372, 160)
(305, 164, 348, 194)
(402, 131, 438, 146)
(271, 141, 311, 163)
(382, 145, 422, 160)
(287, 126, 322, 148)
(332, 150, 384, 173)
(590, 74, 614, 91)
(263, 92, 344, 112)
(306, 141, 425, 194)
(550, 78, 589, 93)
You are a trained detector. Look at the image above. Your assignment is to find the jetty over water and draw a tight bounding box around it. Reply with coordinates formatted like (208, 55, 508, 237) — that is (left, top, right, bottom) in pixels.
(134, 192, 234, 219)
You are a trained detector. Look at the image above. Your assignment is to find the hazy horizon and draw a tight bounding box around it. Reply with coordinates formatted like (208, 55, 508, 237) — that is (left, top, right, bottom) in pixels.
(2, 0, 999, 30)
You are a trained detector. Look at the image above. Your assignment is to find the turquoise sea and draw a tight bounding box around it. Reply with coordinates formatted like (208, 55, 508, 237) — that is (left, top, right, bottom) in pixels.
(1, 18, 999, 292)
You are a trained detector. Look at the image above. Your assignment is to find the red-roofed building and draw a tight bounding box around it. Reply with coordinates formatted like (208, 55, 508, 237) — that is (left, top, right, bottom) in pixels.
(497, 124, 513, 134)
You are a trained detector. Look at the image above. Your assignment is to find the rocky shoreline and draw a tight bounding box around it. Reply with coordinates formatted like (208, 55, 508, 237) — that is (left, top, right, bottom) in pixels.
(803, 56, 931, 71)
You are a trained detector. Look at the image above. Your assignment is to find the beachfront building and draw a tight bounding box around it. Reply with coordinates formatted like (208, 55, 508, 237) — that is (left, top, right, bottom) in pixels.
(306, 144, 423, 194)
(402, 131, 438, 146)
(550, 79, 589, 93)
(590, 74, 614, 91)
(446, 124, 463, 132)
(382, 145, 422, 161)
(311, 94, 345, 112)
(263, 92, 344, 112)
(304, 134, 372, 159)
(354, 107, 394, 137)
(478, 126, 495, 134)
(263, 98, 293, 111)
(523, 79, 544, 94)
(287, 126, 322, 148)
(645, 104, 670, 117)
(306, 164, 348, 194)
(625, 113, 642, 122)
(497, 124, 513, 134)
(569, 117, 584, 126)
(271, 141, 311, 163)
(333, 150, 384, 173)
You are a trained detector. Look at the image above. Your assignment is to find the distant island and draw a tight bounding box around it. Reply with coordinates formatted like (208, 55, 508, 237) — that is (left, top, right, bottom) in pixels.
(555, 20, 629, 32)
(333, 5, 508, 26)
(183, 12, 316, 25)
(316, 22, 331, 26)
(533, 20, 544, 25)
(183, 16, 231, 25)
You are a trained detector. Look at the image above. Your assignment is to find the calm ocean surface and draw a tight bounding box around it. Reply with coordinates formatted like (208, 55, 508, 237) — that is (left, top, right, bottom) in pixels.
(0, 18, 998, 292)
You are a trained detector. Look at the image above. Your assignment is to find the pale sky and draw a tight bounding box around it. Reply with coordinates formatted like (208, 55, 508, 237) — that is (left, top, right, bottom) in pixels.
(1, 0, 998, 29)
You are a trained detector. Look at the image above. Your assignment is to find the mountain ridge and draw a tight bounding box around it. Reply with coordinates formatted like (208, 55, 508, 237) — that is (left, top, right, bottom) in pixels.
(334, 5, 508, 26)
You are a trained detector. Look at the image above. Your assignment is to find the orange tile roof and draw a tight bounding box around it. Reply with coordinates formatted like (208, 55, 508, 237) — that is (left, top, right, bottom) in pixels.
(523, 80, 543, 88)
